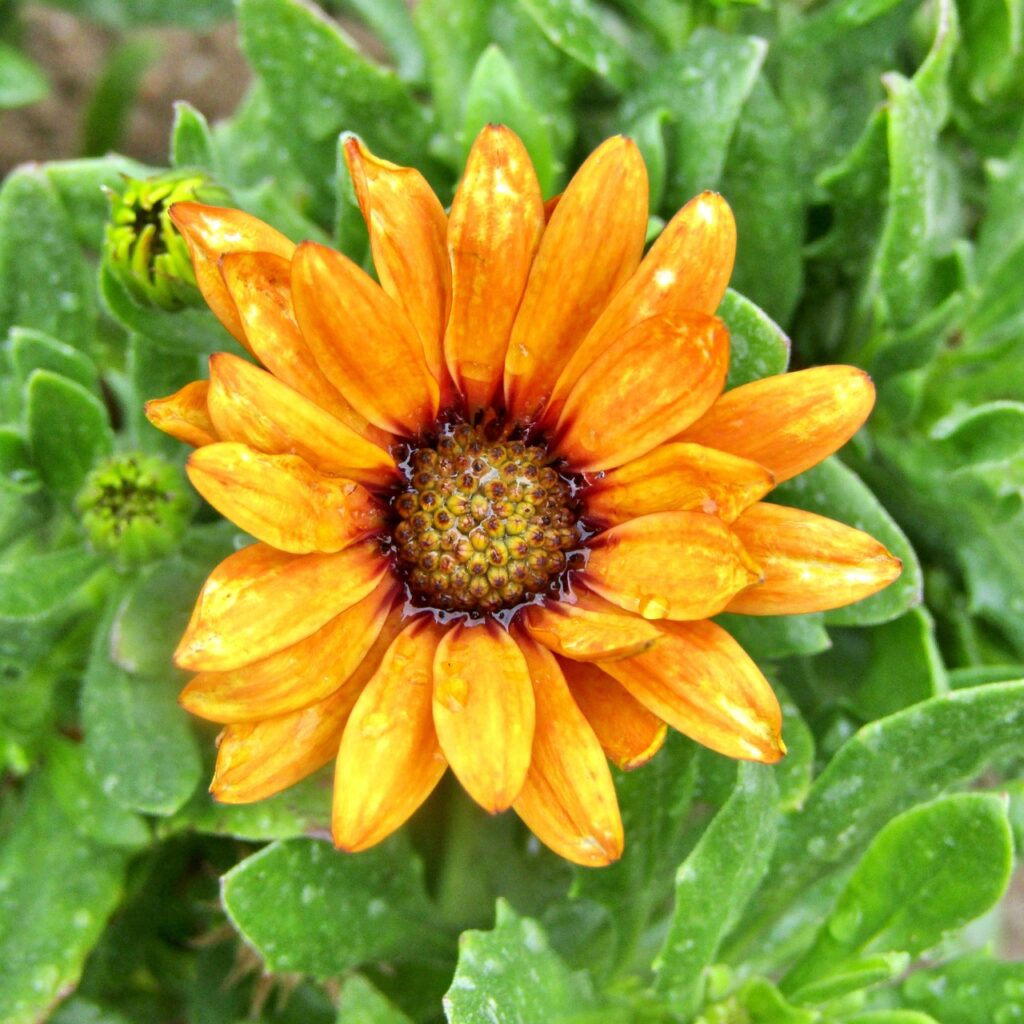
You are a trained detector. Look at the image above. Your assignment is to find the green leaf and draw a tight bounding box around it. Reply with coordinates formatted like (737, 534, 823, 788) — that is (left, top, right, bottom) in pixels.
(721, 79, 804, 326)
(44, 736, 150, 849)
(517, 0, 633, 89)
(716, 613, 830, 661)
(462, 45, 557, 195)
(783, 952, 910, 1004)
(0, 41, 48, 109)
(108, 557, 208, 676)
(82, 595, 201, 816)
(0, 167, 94, 349)
(773, 457, 922, 626)
(626, 107, 670, 211)
(26, 370, 114, 502)
(9, 327, 99, 393)
(912, 0, 959, 130)
(718, 288, 791, 389)
(336, 975, 413, 1024)
(0, 772, 127, 1024)
(901, 952, 1024, 1024)
(99, 262, 233, 356)
(931, 401, 1024, 469)
(81, 39, 160, 157)
(413, 0, 489, 140)
(624, 29, 766, 208)
(127, 334, 202, 456)
(783, 793, 1012, 999)
(572, 733, 696, 964)
(0, 427, 41, 494)
(871, 73, 935, 331)
(239, 0, 431, 214)
(444, 900, 594, 1022)
(170, 101, 220, 173)
(728, 681, 1024, 966)
(333, 0, 426, 85)
(844, 1012, 941, 1024)
(772, 689, 815, 812)
(161, 769, 331, 842)
(654, 763, 778, 1016)
(45, 155, 153, 250)
(222, 837, 445, 977)
(0, 546, 101, 622)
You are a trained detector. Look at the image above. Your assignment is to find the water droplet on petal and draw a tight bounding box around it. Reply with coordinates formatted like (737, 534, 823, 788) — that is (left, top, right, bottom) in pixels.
(638, 594, 670, 619)
(360, 711, 392, 738)
(436, 674, 469, 712)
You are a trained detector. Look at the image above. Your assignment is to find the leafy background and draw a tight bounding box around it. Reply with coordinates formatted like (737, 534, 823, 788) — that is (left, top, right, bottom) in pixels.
(1, 0, 1023, 1021)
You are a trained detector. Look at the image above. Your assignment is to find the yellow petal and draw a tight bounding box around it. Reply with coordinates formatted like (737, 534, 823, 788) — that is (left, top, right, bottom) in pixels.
(546, 191, 736, 424)
(181, 576, 399, 722)
(219, 250, 388, 445)
(584, 442, 774, 527)
(503, 136, 648, 422)
(583, 511, 762, 620)
(444, 124, 544, 413)
(344, 136, 451, 397)
(207, 352, 397, 488)
(553, 313, 729, 472)
(679, 365, 876, 483)
(519, 598, 661, 661)
(600, 619, 785, 763)
(432, 620, 535, 813)
(144, 380, 217, 448)
(169, 202, 295, 348)
(175, 540, 388, 671)
(560, 658, 666, 771)
(291, 241, 440, 437)
(186, 443, 385, 554)
(211, 683, 359, 803)
(725, 502, 902, 615)
(332, 616, 448, 852)
(511, 635, 623, 867)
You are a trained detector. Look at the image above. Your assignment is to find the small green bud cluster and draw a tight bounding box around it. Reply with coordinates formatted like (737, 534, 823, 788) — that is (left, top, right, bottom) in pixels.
(76, 453, 195, 567)
(104, 172, 227, 310)
(392, 424, 579, 614)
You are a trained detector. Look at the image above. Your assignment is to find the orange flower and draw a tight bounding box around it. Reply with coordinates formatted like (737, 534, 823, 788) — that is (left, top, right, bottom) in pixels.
(147, 126, 900, 868)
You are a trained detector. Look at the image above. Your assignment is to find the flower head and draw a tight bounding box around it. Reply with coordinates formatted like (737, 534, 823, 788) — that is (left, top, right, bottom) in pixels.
(105, 172, 229, 310)
(147, 126, 900, 866)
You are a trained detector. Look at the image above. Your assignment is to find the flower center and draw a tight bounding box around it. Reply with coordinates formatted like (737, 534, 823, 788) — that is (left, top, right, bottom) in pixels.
(391, 423, 581, 614)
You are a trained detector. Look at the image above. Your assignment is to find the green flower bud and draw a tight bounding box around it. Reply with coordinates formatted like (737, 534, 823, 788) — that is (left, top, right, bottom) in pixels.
(76, 453, 195, 568)
(104, 172, 228, 310)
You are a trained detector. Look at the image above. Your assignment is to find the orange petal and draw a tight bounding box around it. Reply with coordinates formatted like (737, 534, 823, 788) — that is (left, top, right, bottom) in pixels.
(520, 599, 661, 662)
(169, 202, 295, 348)
(444, 124, 544, 413)
(174, 540, 388, 671)
(186, 443, 385, 554)
(679, 366, 876, 484)
(553, 313, 729, 472)
(503, 136, 648, 422)
(344, 137, 451, 398)
(560, 658, 667, 771)
(584, 442, 774, 527)
(181, 576, 399, 722)
(432, 620, 535, 813)
(600, 619, 785, 763)
(725, 502, 902, 615)
(332, 616, 448, 852)
(546, 191, 736, 425)
(511, 635, 623, 867)
(583, 511, 762, 620)
(207, 352, 397, 488)
(144, 380, 217, 448)
(211, 684, 358, 803)
(219, 250, 388, 445)
(291, 241, 439, 437)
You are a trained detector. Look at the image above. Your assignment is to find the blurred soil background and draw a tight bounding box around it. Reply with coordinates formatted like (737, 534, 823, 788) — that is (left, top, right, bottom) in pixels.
(2, 0, 1022, 965)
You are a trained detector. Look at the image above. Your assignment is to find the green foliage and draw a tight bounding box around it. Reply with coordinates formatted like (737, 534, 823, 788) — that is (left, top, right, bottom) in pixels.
(1, 0, 1022, 1021)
